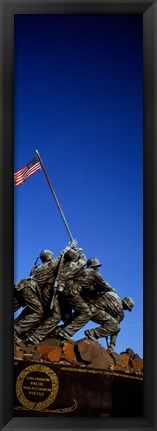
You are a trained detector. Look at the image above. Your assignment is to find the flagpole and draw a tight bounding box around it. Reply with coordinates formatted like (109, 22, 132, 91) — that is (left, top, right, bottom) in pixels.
(35, 149, 74, 242)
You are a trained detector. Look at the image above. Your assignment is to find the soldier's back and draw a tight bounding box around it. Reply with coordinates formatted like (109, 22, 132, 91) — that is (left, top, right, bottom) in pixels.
(87, 291, 123, 318)
(32, 259, 60, 285)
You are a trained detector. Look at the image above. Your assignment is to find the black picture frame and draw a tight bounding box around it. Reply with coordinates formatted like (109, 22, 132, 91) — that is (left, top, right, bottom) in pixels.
(0, 0, 157, 430)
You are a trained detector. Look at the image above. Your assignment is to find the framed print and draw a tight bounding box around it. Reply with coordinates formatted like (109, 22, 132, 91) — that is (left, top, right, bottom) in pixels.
(0, 0, 157, 430)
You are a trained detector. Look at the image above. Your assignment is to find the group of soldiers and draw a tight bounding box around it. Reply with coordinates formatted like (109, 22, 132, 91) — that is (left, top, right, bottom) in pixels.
(14, 240, 134, 352)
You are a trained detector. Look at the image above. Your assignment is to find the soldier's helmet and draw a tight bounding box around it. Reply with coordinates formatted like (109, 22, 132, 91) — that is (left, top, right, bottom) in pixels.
(64, 249, 79, 262)
(122, 297, 135, 311)
(39, 250, 53, 262)
(87, 258, 102, 268)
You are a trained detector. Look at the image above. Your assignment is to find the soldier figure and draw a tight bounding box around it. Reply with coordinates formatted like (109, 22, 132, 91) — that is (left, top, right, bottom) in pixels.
(84, 292, 135, 351)
(14, 248, 62, 342)
(14, 244, 135, 353)
(25, 244, 87, 344)
(57, 257, 116, 340)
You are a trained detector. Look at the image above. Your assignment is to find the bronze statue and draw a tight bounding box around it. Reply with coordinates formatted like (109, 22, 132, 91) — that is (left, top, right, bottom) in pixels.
(84, 292, 135, 351)
(14, 244, 134, 353)
(14, 244, 75, 343)
(57, 257, 116, 340)
(24, 243, 87, 344)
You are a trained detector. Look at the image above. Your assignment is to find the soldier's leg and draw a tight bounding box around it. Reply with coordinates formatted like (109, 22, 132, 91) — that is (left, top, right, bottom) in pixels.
(58, 294, 92, 339)
(14, 306, 31, 323)
(58, 292, 73, 325)
(14, 287, 44, 337)
(107, 333, 119, 351)
(14, 288, 25, 312)
(25, 295, 62, 344)
(84, 309, 120, 341)
(51, 293, 74, 336)
(14, 296, 21, 312)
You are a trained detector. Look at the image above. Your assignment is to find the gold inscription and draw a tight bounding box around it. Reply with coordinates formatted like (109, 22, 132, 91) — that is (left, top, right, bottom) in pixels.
(16, 364, 59, 411)
(26, 376, 49, 382)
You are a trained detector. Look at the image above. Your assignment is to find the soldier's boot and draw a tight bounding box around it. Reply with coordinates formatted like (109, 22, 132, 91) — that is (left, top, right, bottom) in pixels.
(52, 325, 64, 336)
(107, 342, 116, 352)
(25, 333, 44, 345)
(84, 329, 99, 342)
(25, 327, 68, 345)
(58, 329, 74, 341)
(14, 328, 22, 344)
(25, 337, 35, 345)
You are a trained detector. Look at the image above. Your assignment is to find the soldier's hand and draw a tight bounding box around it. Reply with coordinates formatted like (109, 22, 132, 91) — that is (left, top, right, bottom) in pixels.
(62, 247, 69, 253)
(69, 239, 78, 248)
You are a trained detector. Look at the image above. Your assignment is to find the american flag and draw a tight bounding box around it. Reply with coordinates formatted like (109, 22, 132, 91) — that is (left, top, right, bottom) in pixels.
(14, 156, 41, 186)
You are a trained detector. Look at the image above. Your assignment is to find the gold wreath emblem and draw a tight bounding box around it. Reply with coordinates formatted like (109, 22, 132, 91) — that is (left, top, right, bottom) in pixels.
(16, 364, 59, 411)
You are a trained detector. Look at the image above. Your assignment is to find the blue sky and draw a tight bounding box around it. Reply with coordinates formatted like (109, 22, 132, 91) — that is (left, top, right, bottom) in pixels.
(14, 14, 143, 357)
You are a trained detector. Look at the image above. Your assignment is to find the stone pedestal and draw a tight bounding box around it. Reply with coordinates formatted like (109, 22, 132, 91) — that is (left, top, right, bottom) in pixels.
(14, 360, 143, 417)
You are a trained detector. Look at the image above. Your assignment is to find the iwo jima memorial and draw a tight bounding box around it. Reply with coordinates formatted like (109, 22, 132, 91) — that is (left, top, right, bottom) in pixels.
(14, 150, 143, 417)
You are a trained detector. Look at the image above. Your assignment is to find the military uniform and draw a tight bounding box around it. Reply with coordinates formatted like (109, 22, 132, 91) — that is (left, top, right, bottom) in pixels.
(58, 266, 116, 339)
(84, 293, 134, 351)
(84, 291, 124, 341)
(25, 247, 87, 344)
(14, 255, 60, 339)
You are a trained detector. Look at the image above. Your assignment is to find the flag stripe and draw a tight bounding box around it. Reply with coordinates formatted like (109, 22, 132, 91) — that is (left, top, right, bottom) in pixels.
(14, 157, 41, 186)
